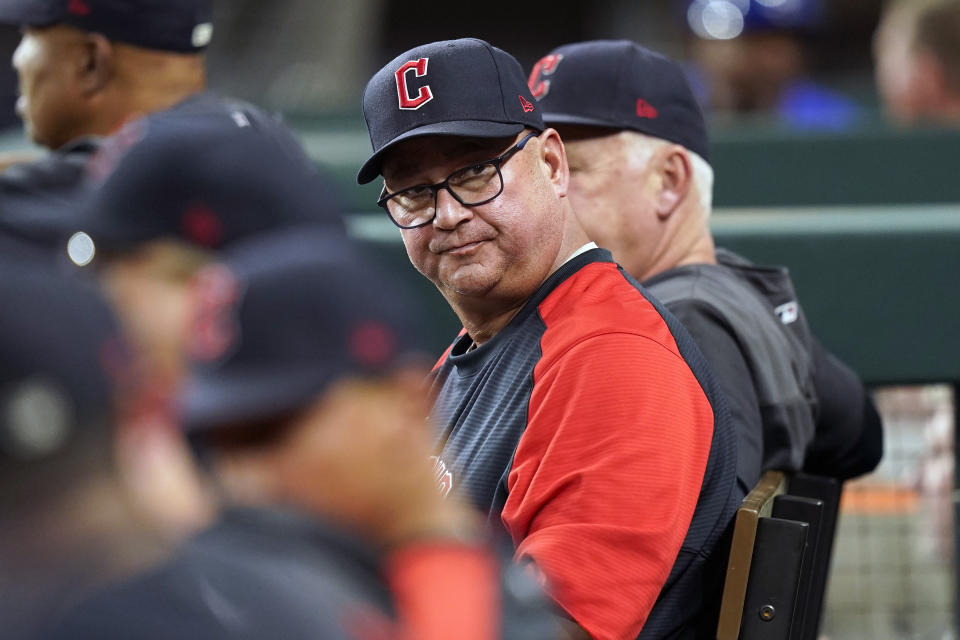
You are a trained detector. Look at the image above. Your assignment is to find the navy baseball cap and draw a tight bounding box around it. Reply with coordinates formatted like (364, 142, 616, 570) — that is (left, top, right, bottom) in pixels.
(0, 0, 213, 53)
(529, 40, 710, 162)
(358, 38, 544, 184)
(65, 94, 345, 264)
(180, 228, 431, 435)
(0, 263, 124, 463)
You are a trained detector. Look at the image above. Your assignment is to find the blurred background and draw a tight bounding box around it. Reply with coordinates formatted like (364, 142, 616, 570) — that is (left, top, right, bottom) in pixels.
(2, 1, 957, 638)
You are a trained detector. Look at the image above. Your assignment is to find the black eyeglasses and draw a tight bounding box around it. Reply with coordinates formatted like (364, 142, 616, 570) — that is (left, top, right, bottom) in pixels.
(378, 131, 538, 229)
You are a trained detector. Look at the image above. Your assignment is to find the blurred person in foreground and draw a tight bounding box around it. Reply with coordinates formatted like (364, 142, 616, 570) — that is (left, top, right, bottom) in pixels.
(874, 0, 960, 126)
(20, 27, 349, 535)
(529, 40, 883, 495)
(0, 262, 160, 639)
(48, 228, 558, 640)
(0, 0, 339, 251)
(359, 38, 742, 640)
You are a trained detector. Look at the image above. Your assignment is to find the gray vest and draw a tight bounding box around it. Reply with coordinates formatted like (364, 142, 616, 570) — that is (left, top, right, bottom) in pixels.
(645, 249, 818, 472)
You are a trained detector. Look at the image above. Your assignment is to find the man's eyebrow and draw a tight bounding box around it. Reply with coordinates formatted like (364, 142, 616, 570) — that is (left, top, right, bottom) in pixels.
(386, 138, 507, 186)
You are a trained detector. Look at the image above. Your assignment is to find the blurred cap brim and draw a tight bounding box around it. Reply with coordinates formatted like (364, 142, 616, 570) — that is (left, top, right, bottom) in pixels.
(181, 365, 340, 436)
(0, 1, 64, 27)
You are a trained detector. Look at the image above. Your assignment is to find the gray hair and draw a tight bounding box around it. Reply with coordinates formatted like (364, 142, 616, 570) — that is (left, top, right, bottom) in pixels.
(624, 131, 714, 217)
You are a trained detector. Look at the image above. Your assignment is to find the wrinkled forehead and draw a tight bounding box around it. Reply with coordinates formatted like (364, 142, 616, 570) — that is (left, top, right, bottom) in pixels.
(381, 134, 516, 185)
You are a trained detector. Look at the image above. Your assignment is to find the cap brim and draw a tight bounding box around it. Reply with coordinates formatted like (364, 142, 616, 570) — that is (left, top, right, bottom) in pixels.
(544, 111, 710, 162)
(356, 120, 525, 185)
(62, 214, 163, 263)
(0, 196, 85, 250)
(181, 365, 339, 435)
(0, 0, 64, 26)
(540, 112, 624, 130)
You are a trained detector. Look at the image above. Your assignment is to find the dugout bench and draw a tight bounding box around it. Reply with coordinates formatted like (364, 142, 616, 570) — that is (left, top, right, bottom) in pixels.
(716, 471, 842, 640)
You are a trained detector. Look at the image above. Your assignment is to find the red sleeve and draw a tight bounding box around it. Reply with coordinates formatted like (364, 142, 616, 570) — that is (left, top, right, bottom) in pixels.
(500, 333, 714, 640)
(384, 543, 499, 640)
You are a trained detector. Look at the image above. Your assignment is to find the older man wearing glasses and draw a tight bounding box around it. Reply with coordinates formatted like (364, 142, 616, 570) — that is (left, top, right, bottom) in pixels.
(358, 38, 743, 640)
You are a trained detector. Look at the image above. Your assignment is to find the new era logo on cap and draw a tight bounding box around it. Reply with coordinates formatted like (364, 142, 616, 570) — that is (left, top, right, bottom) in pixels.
(192, 22, 214, 48)
(636, 99, 658, 119)
(68, 0, 90, 16)
(358, 38, 544, 184)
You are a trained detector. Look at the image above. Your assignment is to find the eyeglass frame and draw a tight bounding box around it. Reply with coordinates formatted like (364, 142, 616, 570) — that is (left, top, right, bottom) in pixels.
(377, 131, 539, 230)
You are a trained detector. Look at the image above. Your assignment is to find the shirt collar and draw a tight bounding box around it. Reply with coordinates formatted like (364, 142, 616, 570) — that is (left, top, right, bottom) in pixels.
(561, 242, 598, 267)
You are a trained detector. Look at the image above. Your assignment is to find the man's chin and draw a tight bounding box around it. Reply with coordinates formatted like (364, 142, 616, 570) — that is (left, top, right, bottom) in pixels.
(23, 124, 47, 149)
(440, 267, 499, 299)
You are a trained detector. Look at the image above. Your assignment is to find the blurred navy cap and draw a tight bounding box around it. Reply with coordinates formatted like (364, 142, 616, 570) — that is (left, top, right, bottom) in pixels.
(0, 263, 125, 462)
(65, 95, 346, 264)
(530, 40, 710, 162)
(180, 228, 431, 435)
(358, 38, 544, 184)
(0, 0, 213, 53)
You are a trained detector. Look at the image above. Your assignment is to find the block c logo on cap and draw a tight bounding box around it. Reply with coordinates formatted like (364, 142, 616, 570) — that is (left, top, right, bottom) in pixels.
(395, 58, 434, 111)
(528, 53, 563, 100)
(188, 264, 240, 363)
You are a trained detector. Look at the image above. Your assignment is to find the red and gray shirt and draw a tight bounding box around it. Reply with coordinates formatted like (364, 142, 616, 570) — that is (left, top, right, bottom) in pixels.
(429, 248, 743, 640)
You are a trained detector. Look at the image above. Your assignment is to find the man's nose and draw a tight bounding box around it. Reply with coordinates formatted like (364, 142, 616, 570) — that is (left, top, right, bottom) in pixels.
(433, 187, 473, 230)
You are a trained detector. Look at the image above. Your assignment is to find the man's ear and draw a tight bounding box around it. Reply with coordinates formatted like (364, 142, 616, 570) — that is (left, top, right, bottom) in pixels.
(914, 49, 953, 115)
(76, 33, 114, 97)
(538, 128, 569, 198)
(654, 145, 692, 221)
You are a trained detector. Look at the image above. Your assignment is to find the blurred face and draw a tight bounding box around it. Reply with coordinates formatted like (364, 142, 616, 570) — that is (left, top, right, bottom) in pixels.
(873, 11, 936, 125)
(98, 243, 208, 381)
(874, 19, 913, 122)
(12, 25, 89, 149)
(558, 126, 663, 279)
(381, 131, 565, 307)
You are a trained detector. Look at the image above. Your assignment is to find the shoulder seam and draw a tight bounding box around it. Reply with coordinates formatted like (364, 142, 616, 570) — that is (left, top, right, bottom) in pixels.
(537, 329, 692, 378)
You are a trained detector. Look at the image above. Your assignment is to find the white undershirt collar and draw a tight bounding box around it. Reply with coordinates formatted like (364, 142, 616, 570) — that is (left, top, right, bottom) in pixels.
(561, 242, 599, 266)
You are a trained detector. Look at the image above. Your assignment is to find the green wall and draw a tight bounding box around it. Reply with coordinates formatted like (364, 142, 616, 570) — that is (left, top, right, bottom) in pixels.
(352, 205, 960, 386)
(325, 121, 960, 385)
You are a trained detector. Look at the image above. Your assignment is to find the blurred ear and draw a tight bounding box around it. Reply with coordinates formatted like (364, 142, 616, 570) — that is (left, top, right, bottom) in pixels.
(538, 128, 569, 198)
(914, 49, 953, 114)
(653, 145, 692, 221)
(76, 33, 114, 97)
